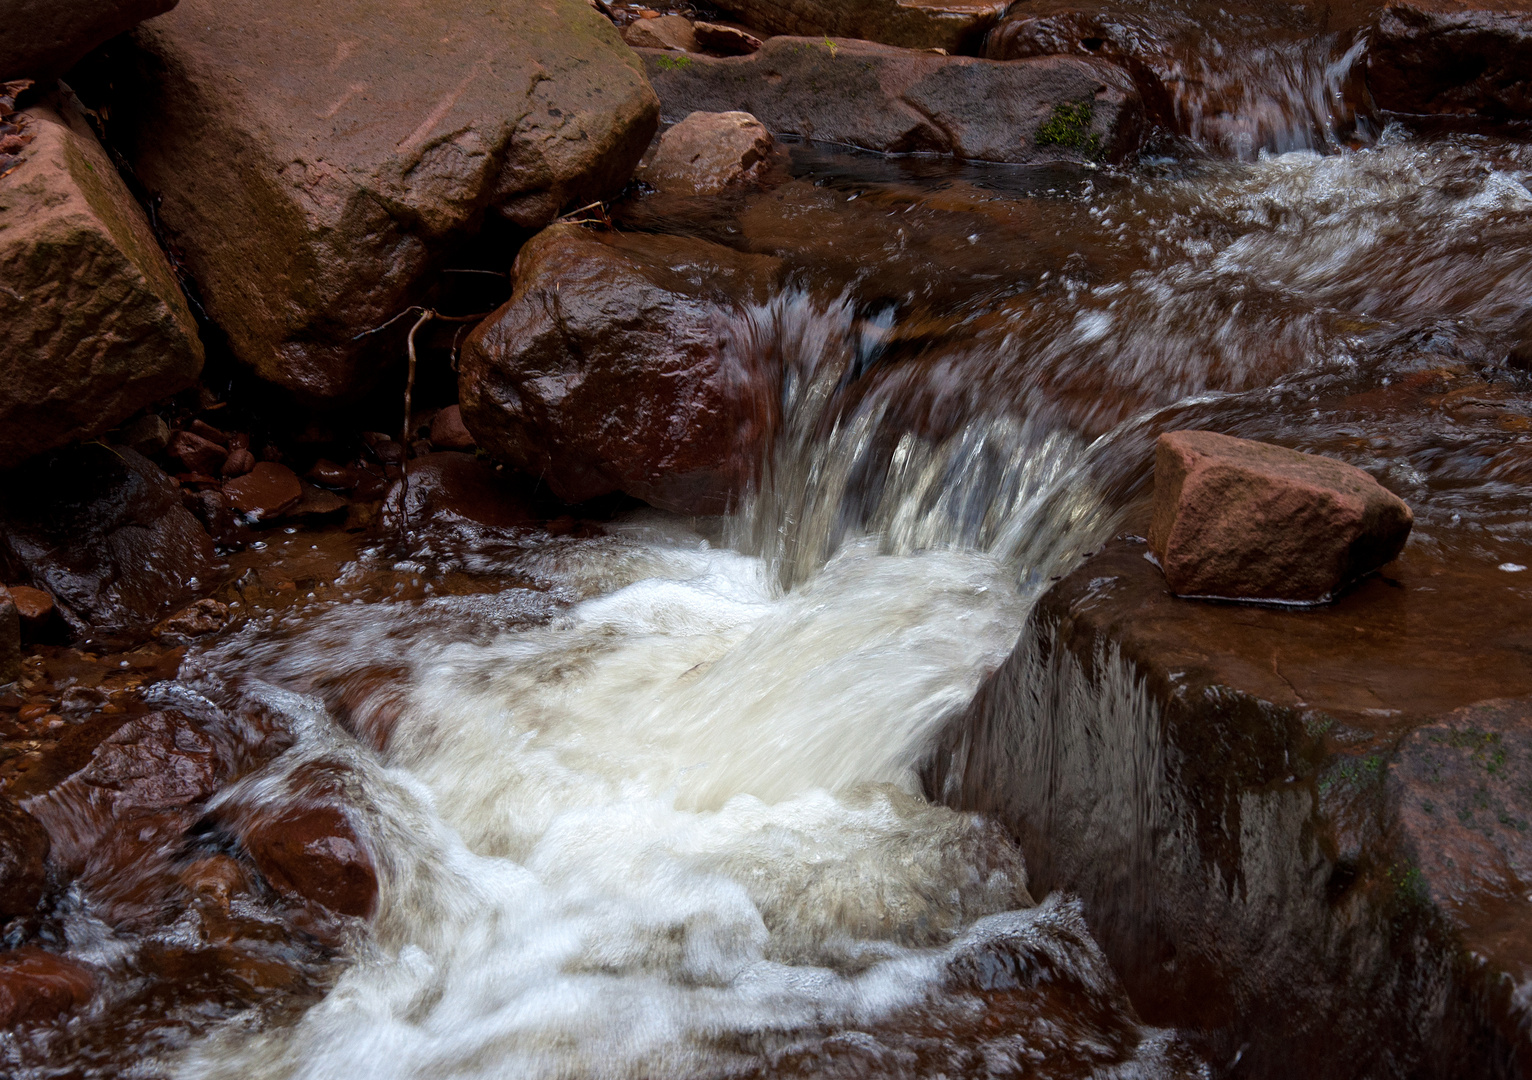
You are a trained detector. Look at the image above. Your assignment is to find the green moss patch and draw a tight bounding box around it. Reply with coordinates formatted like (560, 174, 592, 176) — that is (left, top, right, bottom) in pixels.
(1036, 99, 1103, 160)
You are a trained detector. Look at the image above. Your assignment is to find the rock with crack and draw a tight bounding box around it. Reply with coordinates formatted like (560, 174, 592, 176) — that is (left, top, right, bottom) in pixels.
(102, 0, 659, 403)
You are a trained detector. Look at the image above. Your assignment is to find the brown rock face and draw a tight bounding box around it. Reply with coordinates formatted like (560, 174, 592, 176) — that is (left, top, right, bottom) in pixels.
(0, 0, 177, 81)
(0, 444, 216, 634)
(384, 452, 534, 536)
(460, 224, 783, 514)
(107, 0, 659, 402)
(0, 949, 94, 1027)
(243, 803, 377, 920)
(640, 37, 1142, 164)
(0, 798, 49, 920)
(0, 588, 17, 684)
(643, 111, 773, 196)
(713, 0, 1009, 52)
(1148, 430, 1413, 603)
(0, 105, 203, 470)
(622, 13, 698, 50)
(428, 405, 475, 452)
(693, 22, 764, 55)
(1367, 0, 1532, 120)
(223, 462, 303, 520)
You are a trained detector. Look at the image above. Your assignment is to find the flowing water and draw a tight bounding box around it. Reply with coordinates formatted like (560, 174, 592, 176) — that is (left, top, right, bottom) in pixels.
(11, 22, 1532, 1080)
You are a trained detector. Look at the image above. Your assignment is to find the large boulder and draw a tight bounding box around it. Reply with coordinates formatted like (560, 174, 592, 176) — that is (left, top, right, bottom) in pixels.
(0, 444, 216, 634)
(640, 37, 1142, 163)
(1148, 430, 1413, 603)
(0, 0, 176, 82)
(0, 103, 203, 470)
(105, 0, 659, 402)
(460, 224, 783, 514)
(713, 0, 1010, 53)
(1367, 0, 1532, 120)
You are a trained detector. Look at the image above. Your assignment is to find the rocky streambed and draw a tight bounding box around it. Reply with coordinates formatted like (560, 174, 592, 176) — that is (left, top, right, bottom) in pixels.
(2, 1, 1532, 1078)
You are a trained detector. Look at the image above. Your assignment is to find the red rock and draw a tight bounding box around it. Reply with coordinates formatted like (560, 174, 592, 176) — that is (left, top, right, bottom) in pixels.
(643, 111, 774, 196)
(429, 404, 476, 451)
(460, 225, 783, 514)
(8, 585, 53, 624)
(188, 419, 229, 446)
(1, 1, 175, 81)
(0, 587, 17, 684)
(712, 0, 1008, 51)
(307, 459, 361, 490)
(288, 483, 349, 518)
(0, 797, 49, 919)
(118, 413, 171, 456)
(223, 461, 303, 519)
(154, 597, 228, 639)
(693, 21, 764, 54)
(621, 13, 697, 50)
(1148, 430, 1413, 603)
(243, 803, 377, 919)
(383, 452, 535, 534)
(168, 430, 228, 476)
(0, 948, 94, 1027)
(220, 446, 256, 477)
(1368, 0, 1532, 120)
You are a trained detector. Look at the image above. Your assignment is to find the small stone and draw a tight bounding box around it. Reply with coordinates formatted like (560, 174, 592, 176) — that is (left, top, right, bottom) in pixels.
(429, 404, 476, 451)
(622, 13, 697, 50)
(1148, 430, 1414, 604)
(220, 447, 256, 477)
(288, 483, 349, 519)
(223, 461, 303, 519)
(188, 419, 229, 447)
(168, 430, 229, 476)
(643, 110, 774, 196)
(693, 21, 763, 55)
(155, 598, 229, 639)
(119, 413, 170, 456)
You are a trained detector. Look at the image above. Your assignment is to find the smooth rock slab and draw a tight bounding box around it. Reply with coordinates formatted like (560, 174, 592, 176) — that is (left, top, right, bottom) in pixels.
(0, 0, 176, 82)
(460, 224, 783, 514)
(713, 0, 1009, 52)
(107, 0, 658, 402)
(643, 111, 774, 195)
(0, 104, 203, 470)
(640, 36, 1142, 163)
(1148, 429, 1413, 603)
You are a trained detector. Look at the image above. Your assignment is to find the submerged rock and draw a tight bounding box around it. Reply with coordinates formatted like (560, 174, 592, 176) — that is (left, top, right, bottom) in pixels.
(642, 111, 774, 196)
(713, 0, 1009, 53)
(0, 104, 203, 470)
(1148, 430, 1412, 603)
(640, 36, 1142, 163)
(1367, 0, 1532, 121)
(0, 949, 94, 1027)
(460, 224, 783, 514)
(106, 0, 658, 402)
(0, 0, 176, 81)
(243, 802, 377, 920)
(0, 444, 216, 635)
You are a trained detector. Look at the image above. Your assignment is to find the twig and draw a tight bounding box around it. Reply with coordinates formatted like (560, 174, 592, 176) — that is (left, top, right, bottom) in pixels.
(352, 305, 427, 342)
(396, 309, 435, 537)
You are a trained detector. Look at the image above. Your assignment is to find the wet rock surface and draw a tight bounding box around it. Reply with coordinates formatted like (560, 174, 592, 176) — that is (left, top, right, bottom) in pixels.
(0, 797, 48, 921)
(641, 36, 1143, 163)
(100, 0, 658, 402)
(461, 223, 783, 514)
(0, 948, 94, 1027)
(1148, 430, 1414, 602)
(0, 103, 203, 470)
(1367, 0, 1532, 121)
(0, 0, 177, 81)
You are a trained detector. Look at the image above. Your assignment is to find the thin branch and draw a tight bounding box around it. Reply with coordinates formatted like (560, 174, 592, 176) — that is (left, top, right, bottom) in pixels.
(396, 309, 434, 538)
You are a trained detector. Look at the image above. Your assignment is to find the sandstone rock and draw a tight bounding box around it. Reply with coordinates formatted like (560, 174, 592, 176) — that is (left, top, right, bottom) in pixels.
(0, 588, 17, 685)
(154, 597, 227, 640)
(288, 483, 349, 519)
(641, 37, 1142, 163)
(242, 802, 377, 919)
(460, 224, 783, 514)
(0, 0, 177, 81)
(0, 444, 216, 634)
(0, 104, 203, 469)
(167, 430, 228, 476)
(0, 948, 94, 1027)
(1367, 0, 1532, 120)
(0, 798, 49, 920)
(428, 405, 476, 451)
(622, 13, 698, 50)
(693, 22, 764, 55)
(106, 0, 659, 402)
(383, 452, 534, 535)
(117, 413, 171, 457)
(220, 447, 256, 478)
(712, 0, 1009, 52)
(1148, 430, 1413, 603)
(223, 462, 303, 520)
(8, 585, 61, 644)
(643, 111, 773, 196)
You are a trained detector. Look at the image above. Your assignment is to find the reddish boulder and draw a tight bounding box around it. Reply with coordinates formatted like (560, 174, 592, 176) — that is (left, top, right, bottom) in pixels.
(0, 797, 49, 920)
(460, 224, 783, 514)
(0, 948, 94, 1027)
(223, 461, 303, 519)
(383, 452, 534, 534)
(694, 22, 764, 55)
(1367, 0, 1532, 120)
(167, 430, 228, 476)
(622, 13, 698, 50)
(642, 111, 774, 196)
(243, 803, 376, 919)
(0, 444, 217, 634)
(0, 0, 177, 81)
(1148, 430, 1413, 603)
(428, 404, 476, 452)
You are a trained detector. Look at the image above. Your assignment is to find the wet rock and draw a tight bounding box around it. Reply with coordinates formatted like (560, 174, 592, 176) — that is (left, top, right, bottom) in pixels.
(712, 0, 1009, 52)
(242, 802, 377, 920)
(693, 21, 764, 55)
(106, 0, 658, 402)
(0, 444, 217, 634)
(167, 430, 229, 476)
(1368, 0, 1532, 121)
(118, 413, 171, 457)
(223, 462, 303, 520)
(622, 13, 697, 50)
(220, 447, 256, 478)
(0, 589, 17, 685)
(0, 948, 94, 1027)
(0, 0, 177, 81)
(640, 36, 1142, 163)
(8, 585, 62, 645)
(0, 103, 203, 470)
(460, 224, 783, 514)
(384, 452, 534, 535)
(306, 459, 361, 491)
(0, 798, 49, 920)
(428, 405, 475, 452)
(1148, 430, 1413, 603)
(286, 483, 349, 520)
(154, 597, 227, 640)
(643, 111, 773, 196)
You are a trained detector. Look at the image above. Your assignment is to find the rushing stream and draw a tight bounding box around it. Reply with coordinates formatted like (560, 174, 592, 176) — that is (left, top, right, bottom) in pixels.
(11, 19, 1532, 1080)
